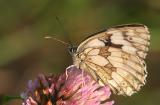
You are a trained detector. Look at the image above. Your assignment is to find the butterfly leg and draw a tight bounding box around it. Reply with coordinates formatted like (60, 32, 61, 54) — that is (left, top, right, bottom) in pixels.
(65, 69, 69, 80)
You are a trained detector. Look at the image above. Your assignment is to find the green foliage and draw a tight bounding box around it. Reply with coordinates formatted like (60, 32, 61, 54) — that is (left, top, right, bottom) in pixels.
(0, 95, 21, 105)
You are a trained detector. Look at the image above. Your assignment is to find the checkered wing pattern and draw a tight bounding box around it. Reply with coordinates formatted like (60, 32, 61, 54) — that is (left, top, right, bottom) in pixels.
(73, 24, 150, 96)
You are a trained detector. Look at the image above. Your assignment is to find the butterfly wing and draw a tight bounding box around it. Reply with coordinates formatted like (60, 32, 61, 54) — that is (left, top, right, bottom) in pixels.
(74, 24, 150, 96)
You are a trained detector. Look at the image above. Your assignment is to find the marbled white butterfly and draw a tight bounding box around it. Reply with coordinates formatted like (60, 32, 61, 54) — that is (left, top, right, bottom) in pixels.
(68, 24, 150, 96)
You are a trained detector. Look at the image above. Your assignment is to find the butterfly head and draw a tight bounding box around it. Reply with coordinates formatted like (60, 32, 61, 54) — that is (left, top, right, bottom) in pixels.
(68, 45, 77, 55)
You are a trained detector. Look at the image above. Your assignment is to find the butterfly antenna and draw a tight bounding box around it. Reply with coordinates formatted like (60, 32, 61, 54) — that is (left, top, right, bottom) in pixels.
(56, 16, 73, 47)
(44, 35, 70, 46)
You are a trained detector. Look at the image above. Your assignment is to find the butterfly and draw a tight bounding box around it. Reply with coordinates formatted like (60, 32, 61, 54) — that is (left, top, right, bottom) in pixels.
(68, 24, 150, 96)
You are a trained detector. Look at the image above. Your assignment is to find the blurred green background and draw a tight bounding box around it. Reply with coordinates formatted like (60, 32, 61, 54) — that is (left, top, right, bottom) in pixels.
(0, 0, 159, 105)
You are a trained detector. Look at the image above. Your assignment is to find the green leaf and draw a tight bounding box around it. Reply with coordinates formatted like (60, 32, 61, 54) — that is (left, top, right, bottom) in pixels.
(0, 95, 22, 105)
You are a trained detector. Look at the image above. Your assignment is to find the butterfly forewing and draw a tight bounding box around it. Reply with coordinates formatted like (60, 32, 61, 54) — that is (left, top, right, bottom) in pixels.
(73, 24, 150, 96)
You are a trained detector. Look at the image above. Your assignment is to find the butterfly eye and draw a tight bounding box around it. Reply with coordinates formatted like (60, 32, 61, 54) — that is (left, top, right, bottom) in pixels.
(68, 46, 77, 55)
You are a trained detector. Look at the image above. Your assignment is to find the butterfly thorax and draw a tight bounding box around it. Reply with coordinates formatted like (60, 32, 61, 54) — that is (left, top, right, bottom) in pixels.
(68, 46, 81, 68)
(72, 54, 80, 68)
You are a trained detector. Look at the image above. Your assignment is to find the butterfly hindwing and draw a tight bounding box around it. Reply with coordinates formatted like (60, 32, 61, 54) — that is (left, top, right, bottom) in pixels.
(73, 24, 150, 96)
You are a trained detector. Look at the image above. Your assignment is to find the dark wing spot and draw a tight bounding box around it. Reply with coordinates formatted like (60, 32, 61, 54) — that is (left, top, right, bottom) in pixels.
(101, 35, 123, 48)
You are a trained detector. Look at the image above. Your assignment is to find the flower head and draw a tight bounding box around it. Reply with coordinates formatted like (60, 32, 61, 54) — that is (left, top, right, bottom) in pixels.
(21, 65, 114, 105)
